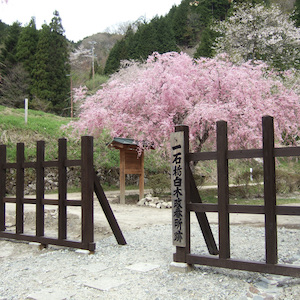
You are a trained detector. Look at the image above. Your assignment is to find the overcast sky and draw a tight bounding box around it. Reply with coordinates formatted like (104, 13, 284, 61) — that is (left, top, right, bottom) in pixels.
(0, 0, 182, 42)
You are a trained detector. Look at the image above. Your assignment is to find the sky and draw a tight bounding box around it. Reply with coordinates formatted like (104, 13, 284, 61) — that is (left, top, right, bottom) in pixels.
(0, 0, 182, 42)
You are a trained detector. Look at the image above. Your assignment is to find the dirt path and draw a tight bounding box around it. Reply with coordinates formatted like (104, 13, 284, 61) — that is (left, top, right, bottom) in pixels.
(4, 191, 300, 244)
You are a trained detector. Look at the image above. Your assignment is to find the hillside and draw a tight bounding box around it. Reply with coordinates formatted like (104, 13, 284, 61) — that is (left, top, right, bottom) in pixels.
(102, 0, 299, 75)
(0, 105, 72, 162)
(70, 32, 122, 86)
(0, 105, 124, 193)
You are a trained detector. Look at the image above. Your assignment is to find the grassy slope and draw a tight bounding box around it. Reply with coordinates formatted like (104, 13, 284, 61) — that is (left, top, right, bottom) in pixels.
(0, 106, 73, 162)
(0, 105, 120, 166)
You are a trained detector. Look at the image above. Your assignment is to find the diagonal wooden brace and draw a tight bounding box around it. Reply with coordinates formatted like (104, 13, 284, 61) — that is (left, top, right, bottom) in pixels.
(188, 166, 219, 255)
(94, 170, 127, 245)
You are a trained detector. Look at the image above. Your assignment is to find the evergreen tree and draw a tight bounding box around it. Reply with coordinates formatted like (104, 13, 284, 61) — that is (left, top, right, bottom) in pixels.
(15, 17, 39, 99)
(125, 26, 139, 59)
(194, 26, 219, 58)
(172, 0, 190, 46)
(193, 0, 231, 58)
(104, 38, 128, 74)
(32, 24, 53, 104)
(135, 21, 158, 58)
(153, 16, 178, 54)
(0, 20, 9, 45)
(48, 11, 70, 113)
(0, 22, 21, 70)
(293, 0, 300, 27)
(16, 17, 39, 75)
(0, 22, 24, 107)
(104, 17, 178, 75)
(233, 0, 270, 5)
(32, 11, 70, 115)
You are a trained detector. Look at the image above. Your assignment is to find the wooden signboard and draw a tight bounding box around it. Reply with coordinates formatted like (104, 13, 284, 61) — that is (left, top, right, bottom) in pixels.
(109, 138, 145, 204)
(170, 131, 186, 247)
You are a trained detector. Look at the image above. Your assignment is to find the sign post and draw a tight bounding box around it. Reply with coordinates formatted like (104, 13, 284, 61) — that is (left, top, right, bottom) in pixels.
(24, 98, 28, 125)
(171, 131, 186, 247)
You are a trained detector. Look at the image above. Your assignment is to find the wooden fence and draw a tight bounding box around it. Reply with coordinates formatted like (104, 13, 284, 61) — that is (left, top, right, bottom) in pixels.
(171, 116, 300, 277)
(0, 136, 126, 251)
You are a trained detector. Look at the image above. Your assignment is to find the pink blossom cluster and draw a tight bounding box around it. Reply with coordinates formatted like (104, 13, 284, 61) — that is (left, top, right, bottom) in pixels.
(189, 1, 199, 6)
(70, 52, 300, 153)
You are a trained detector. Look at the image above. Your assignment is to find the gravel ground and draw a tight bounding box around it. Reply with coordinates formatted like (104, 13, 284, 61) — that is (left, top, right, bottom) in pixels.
(1, 222, 300, 300)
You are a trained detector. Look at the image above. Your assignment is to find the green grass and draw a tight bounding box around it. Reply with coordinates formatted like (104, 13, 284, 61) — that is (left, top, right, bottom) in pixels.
(0, 105, 120, 166)
(197, 186, 300, 205)
(0, 106, 72, 161)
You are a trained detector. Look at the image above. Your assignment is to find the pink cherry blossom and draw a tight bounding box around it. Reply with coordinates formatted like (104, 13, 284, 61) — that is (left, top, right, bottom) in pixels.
(69, 52, 300, 153)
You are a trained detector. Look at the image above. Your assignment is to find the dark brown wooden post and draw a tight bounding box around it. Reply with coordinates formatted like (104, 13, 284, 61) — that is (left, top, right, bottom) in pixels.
(119, 149, 126, 204)
(58, 138, 67, 240)
(139, 151, 145, 200)
(263, 116, 277, 264)
(16, 143, 24, 234)
(217, 120, 230, 259)
(173, 125, 190, 262)
(81, 136, 95, 250)
(36, 141, 45, 237)
(0, 145, 6, 231)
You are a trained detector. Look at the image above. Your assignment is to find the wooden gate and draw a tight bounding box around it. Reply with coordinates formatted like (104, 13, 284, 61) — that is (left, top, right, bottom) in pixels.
(171, 116, 300, 277)
(0, 136, 126, 251)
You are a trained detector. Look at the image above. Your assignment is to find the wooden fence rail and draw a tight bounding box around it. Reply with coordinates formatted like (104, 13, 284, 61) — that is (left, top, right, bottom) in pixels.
(172, 116, 300, 277)
(0, 136, 126, 251)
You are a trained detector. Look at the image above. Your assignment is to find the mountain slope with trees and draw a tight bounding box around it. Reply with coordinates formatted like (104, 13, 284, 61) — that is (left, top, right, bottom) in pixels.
(0, 11, 71, 115)
(104, 0, 298, 74)
(1, 0, 298, 114)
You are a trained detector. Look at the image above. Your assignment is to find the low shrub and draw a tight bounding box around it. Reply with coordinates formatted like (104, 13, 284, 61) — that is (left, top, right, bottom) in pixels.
(148, 173, 170, 196)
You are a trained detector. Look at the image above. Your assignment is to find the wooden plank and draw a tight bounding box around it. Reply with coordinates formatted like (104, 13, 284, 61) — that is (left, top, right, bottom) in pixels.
(188, 203, 218, 212)
(217, 120, 230, 259)
(228, 205, 265, 214)
(139, 151, 144, 200)
(3, 162, 17, 169)
(187, 152, 217, 162)
(188, 149, 264, 162)
(171, 131, 186, 248)
(16, 143, 24, 234)
(0, 231, 95, 251)
(81, 136, 95, 250)
(263, 116, 278, 264)
(187, 203, 267, 214)
(43, 161, 58, 168)
(172, 125, 190, 262)
(276, 206, 300, 215)
(94, 171, 126, 245)
(0, 145, 6, 231)
(274, 147, 300, 157)
(189, 167, 219, 255)
(23, 162, 37, 168)
(125, 169, 142, 174)
(186, 254, 300, 278)
(3, 198, 82, 206)
(119, 149, 126, 204)
(58, 138, 67, 240)
(65, 159, 82, 167)
(228, 149, 263, 159)
(36, 141, 45, 237)
(125, 150, 142, 173)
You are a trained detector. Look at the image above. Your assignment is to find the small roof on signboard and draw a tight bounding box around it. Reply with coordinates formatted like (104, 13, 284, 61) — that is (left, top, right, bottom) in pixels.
(108, 137, 154, 150)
